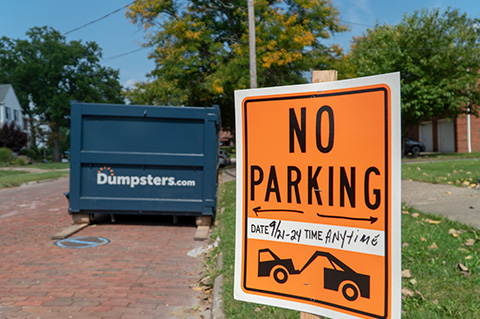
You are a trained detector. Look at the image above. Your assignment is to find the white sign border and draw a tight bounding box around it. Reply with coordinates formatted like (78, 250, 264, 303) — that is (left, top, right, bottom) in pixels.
(234, 72, 401, 319)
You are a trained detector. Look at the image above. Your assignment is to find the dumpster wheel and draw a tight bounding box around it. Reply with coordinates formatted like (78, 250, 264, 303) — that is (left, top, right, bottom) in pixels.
(72, 213, 93, 225)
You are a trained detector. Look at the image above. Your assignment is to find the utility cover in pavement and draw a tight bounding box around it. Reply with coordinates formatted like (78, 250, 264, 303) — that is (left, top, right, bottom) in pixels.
(55, 236, 110, 249)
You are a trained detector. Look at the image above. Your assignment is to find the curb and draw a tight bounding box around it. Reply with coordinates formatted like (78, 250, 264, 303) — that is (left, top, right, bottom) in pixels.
(211, 171, 232, 318)
(211, 253, 224, 319)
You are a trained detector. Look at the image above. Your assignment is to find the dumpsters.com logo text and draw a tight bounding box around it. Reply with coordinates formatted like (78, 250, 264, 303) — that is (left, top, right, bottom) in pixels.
(96, 166, 196, 188)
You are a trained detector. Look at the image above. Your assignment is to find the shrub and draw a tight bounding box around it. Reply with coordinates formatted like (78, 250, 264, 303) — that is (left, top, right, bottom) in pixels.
(0, 147, 12, 163)
(20, 148, 37, 160)
(220, 146, 236, 154)
(15, 156, 27, 165)
(0, 122, 27, 152)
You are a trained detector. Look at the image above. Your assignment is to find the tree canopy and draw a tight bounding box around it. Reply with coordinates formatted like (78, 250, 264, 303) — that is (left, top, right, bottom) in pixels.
(0, 26, 124, 161)
(125, 0, 348, 129)
(346, 8, 480, 134)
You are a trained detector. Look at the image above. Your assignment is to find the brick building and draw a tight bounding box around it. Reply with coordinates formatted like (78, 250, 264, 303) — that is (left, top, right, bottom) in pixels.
(408, 114, 480, 153)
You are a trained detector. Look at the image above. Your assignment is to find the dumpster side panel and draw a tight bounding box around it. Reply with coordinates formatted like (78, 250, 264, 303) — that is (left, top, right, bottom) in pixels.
(68, 102, 219, 218)
(82, 116, 205, 154)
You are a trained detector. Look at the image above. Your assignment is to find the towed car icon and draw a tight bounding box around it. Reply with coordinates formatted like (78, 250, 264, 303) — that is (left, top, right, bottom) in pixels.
(258, 248, 370, 301)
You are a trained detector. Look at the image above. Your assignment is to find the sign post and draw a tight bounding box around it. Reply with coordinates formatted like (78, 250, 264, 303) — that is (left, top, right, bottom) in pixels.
(300, 70, 338, 319)
(234, 73, 401, 319)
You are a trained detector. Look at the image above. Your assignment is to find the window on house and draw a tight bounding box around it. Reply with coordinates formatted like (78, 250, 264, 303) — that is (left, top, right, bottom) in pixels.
(5, 106, 10, 120)
(14, 110, 19, 122)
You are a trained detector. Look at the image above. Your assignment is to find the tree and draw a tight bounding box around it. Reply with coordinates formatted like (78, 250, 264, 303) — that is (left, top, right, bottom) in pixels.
(346, 8, 480, 134)
(0, 26, 124, 161)
(125, 0, 347, 129)
(0, 122, 27, 152)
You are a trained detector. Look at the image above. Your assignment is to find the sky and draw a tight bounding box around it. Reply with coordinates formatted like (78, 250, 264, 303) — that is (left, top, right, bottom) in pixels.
(1, 0, 479, 89)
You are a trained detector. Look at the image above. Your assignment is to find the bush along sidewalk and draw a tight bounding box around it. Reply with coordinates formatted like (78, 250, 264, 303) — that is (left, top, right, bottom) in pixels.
(0, 147, 12, 163)
(210, 180, 480, 318)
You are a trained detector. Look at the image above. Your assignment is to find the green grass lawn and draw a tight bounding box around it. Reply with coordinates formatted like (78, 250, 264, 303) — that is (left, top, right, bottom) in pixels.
(403, 152, 480, 162)
(27, 162, 70, 170)
(401, 207, 480, 318)
(402, 158, 480, 187)
(213, 181, 480, 319)
(0, 165, 69, 188)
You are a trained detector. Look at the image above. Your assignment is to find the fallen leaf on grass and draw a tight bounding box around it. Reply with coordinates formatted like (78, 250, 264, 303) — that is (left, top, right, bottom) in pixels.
(429, 242, 438, 250)
(465, 255, 473, 260)
(402, 210, 409, 215)
(425, 218, 441, 224)
(411, 213, 420, 218)
(432, 299, 439, 306)
(449, 228, 459, 237)
(402, 269, 411, 278)
(465, 239, 476, 246)
(415, 290, 426, 301)
(402, 288, 414, 297)
(472, 230, 479, 239)
(457, 262, 469, 272)
(409, 279, 417, 285)
(421, 237, 427, 242)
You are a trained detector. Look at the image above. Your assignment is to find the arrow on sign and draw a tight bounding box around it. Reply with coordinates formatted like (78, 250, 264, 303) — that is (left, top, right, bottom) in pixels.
(316, 213, 378, 224)
(253, 206, 304, 217)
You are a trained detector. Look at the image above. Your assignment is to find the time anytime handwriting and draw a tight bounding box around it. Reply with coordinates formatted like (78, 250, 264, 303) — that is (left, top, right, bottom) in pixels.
(250, 219, 381, 249)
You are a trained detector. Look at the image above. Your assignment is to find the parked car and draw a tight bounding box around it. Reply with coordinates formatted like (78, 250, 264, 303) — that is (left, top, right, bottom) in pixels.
(404, 138, 426, 156)
(218, 149, 231, 166)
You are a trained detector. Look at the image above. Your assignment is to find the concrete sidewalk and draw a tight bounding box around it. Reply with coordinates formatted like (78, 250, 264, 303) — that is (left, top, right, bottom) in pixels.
(402, 180, 480, 229)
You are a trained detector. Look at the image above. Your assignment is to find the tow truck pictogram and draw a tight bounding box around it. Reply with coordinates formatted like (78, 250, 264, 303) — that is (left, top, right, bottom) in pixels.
(258, 248, 370, 301)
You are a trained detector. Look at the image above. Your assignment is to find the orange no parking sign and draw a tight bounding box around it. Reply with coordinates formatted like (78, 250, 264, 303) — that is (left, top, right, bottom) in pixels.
(234, 73, 401, 319)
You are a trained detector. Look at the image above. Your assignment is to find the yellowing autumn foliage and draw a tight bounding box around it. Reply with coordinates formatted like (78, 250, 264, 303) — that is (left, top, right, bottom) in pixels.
(125, 0, 348, 128)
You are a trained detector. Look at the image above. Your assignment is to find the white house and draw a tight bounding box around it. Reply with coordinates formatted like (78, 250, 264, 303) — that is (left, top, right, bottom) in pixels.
(0, 84, 24, 131)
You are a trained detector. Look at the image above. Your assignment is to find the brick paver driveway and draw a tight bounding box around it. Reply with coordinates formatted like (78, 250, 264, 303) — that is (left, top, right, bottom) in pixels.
(0, 178, 210, 319)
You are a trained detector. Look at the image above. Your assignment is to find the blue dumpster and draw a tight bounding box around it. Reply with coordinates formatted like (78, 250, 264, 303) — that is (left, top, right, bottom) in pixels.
(68, 102, 220, 224)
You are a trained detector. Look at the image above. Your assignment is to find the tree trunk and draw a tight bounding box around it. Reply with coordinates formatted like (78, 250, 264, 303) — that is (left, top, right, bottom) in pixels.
(51, 123, 61, 162)
(27, 115, 37, 148)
